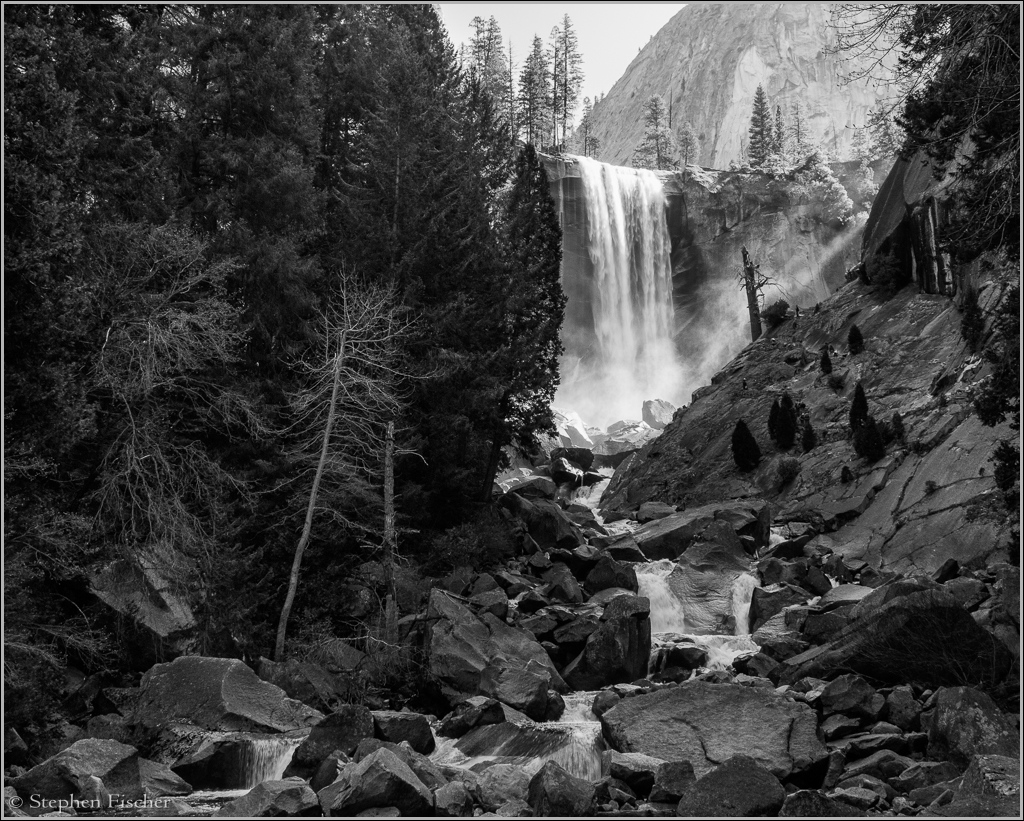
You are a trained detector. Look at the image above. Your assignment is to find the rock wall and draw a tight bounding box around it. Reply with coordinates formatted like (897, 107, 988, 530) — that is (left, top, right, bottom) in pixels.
(589, 4, 899, 168)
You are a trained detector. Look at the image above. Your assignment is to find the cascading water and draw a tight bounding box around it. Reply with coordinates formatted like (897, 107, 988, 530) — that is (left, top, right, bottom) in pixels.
(557, 156, 684, 427)
(235, 737, 302, 788)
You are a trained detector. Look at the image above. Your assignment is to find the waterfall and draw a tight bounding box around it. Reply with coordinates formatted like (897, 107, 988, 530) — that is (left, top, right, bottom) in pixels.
(636, 559, 688, 633)
(557, 156, 683, 427)
(730, 572, 759, 636)
(235, 737, 302, 788)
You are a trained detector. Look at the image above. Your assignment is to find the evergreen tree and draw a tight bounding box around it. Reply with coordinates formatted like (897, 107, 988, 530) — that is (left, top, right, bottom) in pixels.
(748, 85, 773, 167)
(853, 416, 886, 462)
(773, 105, 785, 156)
(788, 100, 813, 161)
(776, 392, 798, 449)
(820, 348, 833, 375)
(848, 323, 865, 354)
(677, 121, 700, 169)
(732, 419, 762, 472)
(553, 15, 584, 150)
(518, 35, 551, 147)
(574, 97, 600, 158)
(768, 398, 781, 442)
(802, 418, 818, 452)
(850, 381, 869, 431)
(466, 16, 511, 125)
(959, 282, 984, 352)
(631, 95, 679, 170)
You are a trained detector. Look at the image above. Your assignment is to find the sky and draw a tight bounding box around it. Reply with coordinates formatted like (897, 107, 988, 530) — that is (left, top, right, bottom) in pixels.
(437, 3, 686, 110)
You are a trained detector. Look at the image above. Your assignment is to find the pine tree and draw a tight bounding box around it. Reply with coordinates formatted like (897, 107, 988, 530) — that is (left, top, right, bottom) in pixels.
(853, 415, 886, 462)
(820, 348, 833, 375)
(768, 398, 781, 442)
(802, 418, 818, 452)
(776, 392, 798, 449)
(848, 323, 865, 354)
(575, 97, 600, 157)
(631, 95, 679, 170)
(553, 15, 584, 151)
(677, 121, 700, 168)
(732, 419, 762, 472)
(773, 105, 785, 156)
(748, 85, 773, 167)
(850, 381, 869, 431)
(788, 100, 813, 161)
(518, 35, 550, 147)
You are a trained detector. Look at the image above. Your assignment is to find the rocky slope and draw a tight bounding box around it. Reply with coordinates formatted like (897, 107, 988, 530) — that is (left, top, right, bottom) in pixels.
(590, 3, 898, 168)
(600, 273, 1016, 580)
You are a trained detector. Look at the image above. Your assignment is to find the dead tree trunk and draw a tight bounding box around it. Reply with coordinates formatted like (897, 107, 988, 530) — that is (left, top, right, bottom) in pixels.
(383, 420, 398, 643)
(742, 246, 764, 343)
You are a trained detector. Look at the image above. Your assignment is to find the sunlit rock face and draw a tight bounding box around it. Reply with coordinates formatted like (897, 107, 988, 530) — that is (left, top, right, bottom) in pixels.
(589, 4, 898, 168)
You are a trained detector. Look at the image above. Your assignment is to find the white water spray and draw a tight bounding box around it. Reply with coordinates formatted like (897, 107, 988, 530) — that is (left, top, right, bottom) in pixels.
(236, 737, 302, 788)
(557, 156, 683, 426)
(636, 559, 688, 633)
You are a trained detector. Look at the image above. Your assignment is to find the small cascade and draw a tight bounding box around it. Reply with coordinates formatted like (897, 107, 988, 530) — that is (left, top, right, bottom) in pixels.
(235, 737, 302, 789)
(730, 573, 759, 636)
(636, 559, 688, 633)
(431, 692, 605, 782)
(567, 468, 613, 514)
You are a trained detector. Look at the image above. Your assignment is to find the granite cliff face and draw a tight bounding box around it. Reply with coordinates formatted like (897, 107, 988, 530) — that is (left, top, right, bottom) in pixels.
(590, 3, 898, 168)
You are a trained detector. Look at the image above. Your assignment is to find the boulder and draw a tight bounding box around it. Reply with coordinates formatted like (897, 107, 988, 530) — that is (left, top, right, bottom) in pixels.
(255, 656, 364, 712)
(291, 706, 374, 775)
(476, 763, 531, 811)
(434, 781, 474, 817)
(132, 657, 323, 734)
(351, 739, 447, 791)
(542, 563, 584, 604)
(317, 748, 432, 817)
(642, 400, 676, 431)
(563, 595, 651, 690)
(750, 584, 808, 631)
(662, 544, 756, 635)
(426, 590, 564, 709)
(636, 501, 676, 522)
(649, 761, 696, 803)
(310, 752, 349, 793)
(498, 494, 584, 550)
(776, 588, 1013, 688)
(11, 739, 191, 809)
(779, 789, 868, 816)
(527, 760, 595, 816)
(882, 685, 922, 731)
(603, 751, 665, 797)
(469, 589, 510, 622)
(891, 761, 961, 794)
(551, 457, 584, 486)
(214, 778, 319, 817)
(438, 697, 506, 739)
(819, 674, 885, 720)
(599, 681, 826, 779)
(584, 556, 638, 595)
(839, 749, 915, 782)
(591, 691, 621, 718)
(371, 712, 434, 755)
(937, 754, 1021, 818)
(550, 447, 595, 472)
(675, 755, 786, 817)
(926, 686, 1019, 767)
(479, 660, 551, 721)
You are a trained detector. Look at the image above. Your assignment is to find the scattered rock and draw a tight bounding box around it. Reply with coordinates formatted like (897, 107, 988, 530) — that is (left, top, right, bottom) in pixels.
(603, 750, 665, 797)
(926, 686, 1019, 767)
(438, 696, 506, 739)
(563, 595, 651, 690)
(476, 763, 531, 811)
(434, 781, 474, 817)
(675, 755, 786, 817)
(214, 778, 319, 817)
(779, 789, 868, 816)
(317, 748, 432, 817)
(527, 760, 596, 816)
(648, 761, 696, 803)
(584, 556, 638, 595)
(291, 705, 374, 774)
(371, 711, 434, 755)
(820, 674, 885, 720)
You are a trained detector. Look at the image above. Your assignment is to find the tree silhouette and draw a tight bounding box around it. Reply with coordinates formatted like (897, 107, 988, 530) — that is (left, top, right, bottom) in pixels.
(732, 419, 762, 472)
(820, 348, 833, 375)
(850, 382, 869, 431)
(848, 323, 865, 354)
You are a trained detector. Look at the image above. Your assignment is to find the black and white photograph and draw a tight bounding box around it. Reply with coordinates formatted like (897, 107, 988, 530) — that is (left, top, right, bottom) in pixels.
(4, 2, 1020, 817)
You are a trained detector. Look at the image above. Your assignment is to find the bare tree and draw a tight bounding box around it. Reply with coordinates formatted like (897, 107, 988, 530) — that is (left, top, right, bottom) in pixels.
(274, 275, 413, 661)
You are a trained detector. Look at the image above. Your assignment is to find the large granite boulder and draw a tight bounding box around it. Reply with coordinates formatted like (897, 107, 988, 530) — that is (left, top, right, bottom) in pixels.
(527, 760, 596, 816)
(498, 493, 585, 550)
(214, 778, 319, 817)
(642, 399, 677, 431)
(289, 706, 373, 776)
(632, 500, 769, 561)
(425, 590, 565, 708)
(255, 656, 364, 712)
(371, 711, 434, 755)
(563, 595, 651, 690)
(776, 588, 1013, 688)
(317, 748, 432, 817)
(600, 681, 826, 779)
(11, 739, 191, 811)
(131, 657, 323, 734)
(675, 755, 787, 817)
(925, 687, 1019, 767)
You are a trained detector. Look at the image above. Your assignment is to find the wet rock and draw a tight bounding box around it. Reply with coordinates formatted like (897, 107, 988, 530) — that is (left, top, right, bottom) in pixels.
(642, 400, 676, 431)
(371, 711, 434, 755)
(480, 660, 551, 721)
(675, 755, 786, 817)
(317, 748, 432, 817)
(542, 563, 585, 604)
(256, 655, 365, 712)
(214, 778, 319, 817)
(584, 556, 638, 595)
(636, 501, 677, 522)
(438, 696, 505, 739)
(131, 657, 323, 734)
(434, 781, 474, 817)
(527, 760, 595, 816)
(779, 789, 867, 816)
(926, 686, 1019, 767)
(351, 739, 447, 791)
(310, 751, 349, 793)
(476, 763, 531, 811)
(592, 691, 620, 718)
(551, 457, 585, 485)
(550, 447, 595, 472)
(632, 500, 768, 561)
(750, 584, 808, 631)
(600, 681, 826, 779)
(563, 595, 651, 690)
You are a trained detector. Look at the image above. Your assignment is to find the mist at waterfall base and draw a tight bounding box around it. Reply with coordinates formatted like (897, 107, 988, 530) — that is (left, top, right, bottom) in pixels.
(555, 156, 686, 428)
